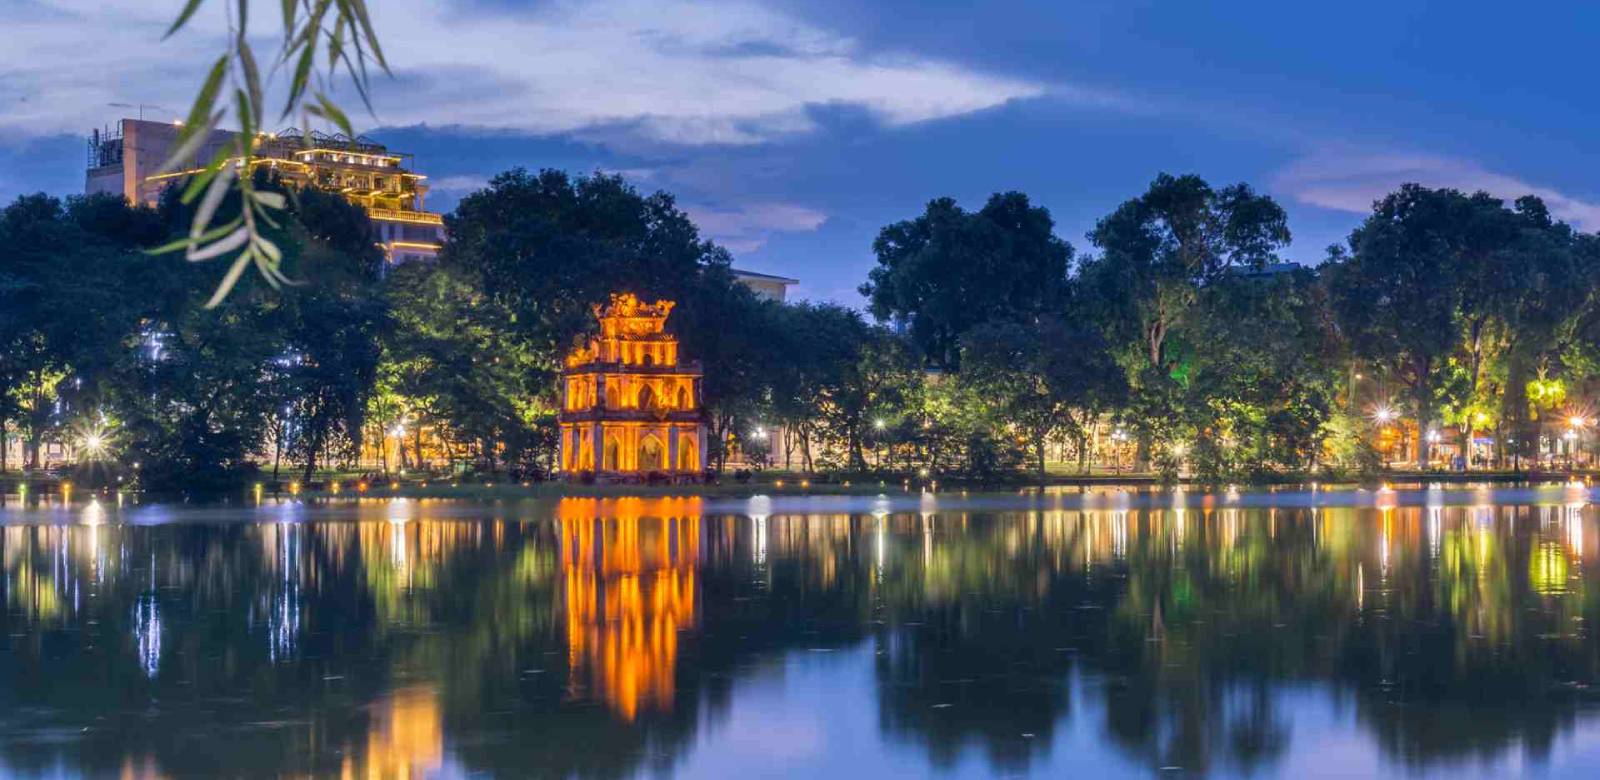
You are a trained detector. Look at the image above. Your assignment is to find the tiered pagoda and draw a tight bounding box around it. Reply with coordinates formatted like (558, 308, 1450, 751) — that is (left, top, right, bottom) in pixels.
(558, 294, 706, 481)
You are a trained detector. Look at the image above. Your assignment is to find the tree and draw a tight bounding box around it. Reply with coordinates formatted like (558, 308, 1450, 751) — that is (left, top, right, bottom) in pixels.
(0, 194, 155, 471)
(1081, 173, 1290, 468)
(861, 192, 1072, 369)
(1325, 185, 1519, 469)
(961, 316, 1126, 477)
(382, 260, 548, 473)
(1181, 269, 1340, 478)
(445, 169, 727, 356)
(276, 188, 388, 481)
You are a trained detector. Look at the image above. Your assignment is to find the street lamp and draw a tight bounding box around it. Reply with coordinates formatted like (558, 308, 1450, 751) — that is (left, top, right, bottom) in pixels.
(1110, 428, 1129, 475)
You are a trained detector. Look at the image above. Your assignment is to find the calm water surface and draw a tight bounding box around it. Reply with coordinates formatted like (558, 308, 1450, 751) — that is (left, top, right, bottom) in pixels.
(4, 486, 1600, 778)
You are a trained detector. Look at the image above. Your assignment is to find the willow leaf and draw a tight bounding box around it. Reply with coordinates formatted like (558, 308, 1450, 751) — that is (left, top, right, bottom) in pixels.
(163, 0, 206, 39)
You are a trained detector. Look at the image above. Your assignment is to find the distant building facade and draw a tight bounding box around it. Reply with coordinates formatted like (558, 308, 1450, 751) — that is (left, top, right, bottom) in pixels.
(731, 268, 798, 301)
(558, 294, 706, 481)
(87, 118, 445, 264)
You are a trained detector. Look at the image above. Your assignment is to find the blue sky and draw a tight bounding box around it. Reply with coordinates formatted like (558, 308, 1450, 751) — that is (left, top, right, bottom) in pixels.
(6, 0, 1600, 303)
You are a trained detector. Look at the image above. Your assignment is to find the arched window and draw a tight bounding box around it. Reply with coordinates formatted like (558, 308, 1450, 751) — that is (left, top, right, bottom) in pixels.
(677, 434, 698, 471)
(676, 385, 690, 409)
(604, 436, 622, 470)
(639, 434, 665, 471)
(638, 384, 655, 410)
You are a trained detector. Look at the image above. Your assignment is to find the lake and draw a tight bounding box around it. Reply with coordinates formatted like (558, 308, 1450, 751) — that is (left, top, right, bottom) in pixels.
(4, 485, 1600, 778)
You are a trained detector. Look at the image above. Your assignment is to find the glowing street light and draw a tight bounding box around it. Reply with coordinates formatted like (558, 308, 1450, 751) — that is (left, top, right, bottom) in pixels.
(873, 418, 886, 430)
(1372, 406, 1395, 425)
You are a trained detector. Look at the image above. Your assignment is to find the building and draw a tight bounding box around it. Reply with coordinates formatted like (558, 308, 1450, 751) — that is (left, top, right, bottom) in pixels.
(87, 118, 445, 264)
(731, 268, 798, 301)
(558, 294, 707, 481)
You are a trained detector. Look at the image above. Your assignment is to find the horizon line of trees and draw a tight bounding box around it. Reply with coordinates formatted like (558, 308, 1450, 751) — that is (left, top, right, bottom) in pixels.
(4, 167, 1600, 490)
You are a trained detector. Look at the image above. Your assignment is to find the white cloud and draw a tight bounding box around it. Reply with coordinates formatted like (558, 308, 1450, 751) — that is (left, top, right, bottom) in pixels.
(1274, 151, 1600, 231)
(1, 0, 1055, 146)
(428, 174, 491, 192)
(684, 201, 827, 252)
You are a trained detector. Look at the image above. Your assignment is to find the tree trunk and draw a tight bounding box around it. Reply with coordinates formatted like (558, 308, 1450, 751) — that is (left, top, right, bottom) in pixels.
(1036, 434, 1047, 480)
(1414, 381, 1433, 471)
(1500, 351, 1533, 470)
(848, 425, 866, 471)
(272, 420, 284, 482)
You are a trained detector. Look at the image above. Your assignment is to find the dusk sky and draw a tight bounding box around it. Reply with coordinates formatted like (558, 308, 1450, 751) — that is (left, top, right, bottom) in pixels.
(6, 0, 1600, 302)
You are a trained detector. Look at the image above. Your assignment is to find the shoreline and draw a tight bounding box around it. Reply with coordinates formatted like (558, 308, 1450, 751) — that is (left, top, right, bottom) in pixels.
(0, 468, 1592, 506)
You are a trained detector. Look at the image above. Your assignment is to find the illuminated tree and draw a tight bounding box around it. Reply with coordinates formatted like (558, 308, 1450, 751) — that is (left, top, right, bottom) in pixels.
(1081, 173, 1290, 469)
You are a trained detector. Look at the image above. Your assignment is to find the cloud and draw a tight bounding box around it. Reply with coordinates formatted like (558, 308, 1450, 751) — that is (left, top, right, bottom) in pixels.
(2, 0, 1056, 147)
(1274, 151, 1600, 231)
(428, 174, 492, 193)
(684, 201, 827, 252)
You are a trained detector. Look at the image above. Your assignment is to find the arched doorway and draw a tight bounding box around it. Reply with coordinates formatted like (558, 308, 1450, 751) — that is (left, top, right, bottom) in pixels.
(604, 436, 622, 471)
(639, 434, 665, 471)
(676, 434, 697, 471)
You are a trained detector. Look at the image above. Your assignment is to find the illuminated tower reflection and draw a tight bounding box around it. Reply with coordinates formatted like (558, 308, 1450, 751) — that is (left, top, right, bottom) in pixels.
(557, 497, 701, 721)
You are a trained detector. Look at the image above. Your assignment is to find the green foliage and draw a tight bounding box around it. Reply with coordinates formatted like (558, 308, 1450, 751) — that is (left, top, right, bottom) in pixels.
(1326, 185, 1588, 468)
(1079, 173, 1291, 465)
(861, 192, 1072, 369)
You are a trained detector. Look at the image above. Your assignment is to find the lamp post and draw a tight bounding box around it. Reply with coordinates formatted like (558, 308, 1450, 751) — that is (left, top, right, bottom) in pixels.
(872, 418, 887, 469)
(1110, 429, 1129, 475)
(388, 423, 406, 476)
(1372, 405, 1395, 466)
(1569, 416, 1588, 470)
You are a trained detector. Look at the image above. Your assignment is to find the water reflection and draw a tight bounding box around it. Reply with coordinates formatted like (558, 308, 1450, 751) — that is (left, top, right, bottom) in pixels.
(559, 498, 700, 721)
(2, 493, 1600, 777)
